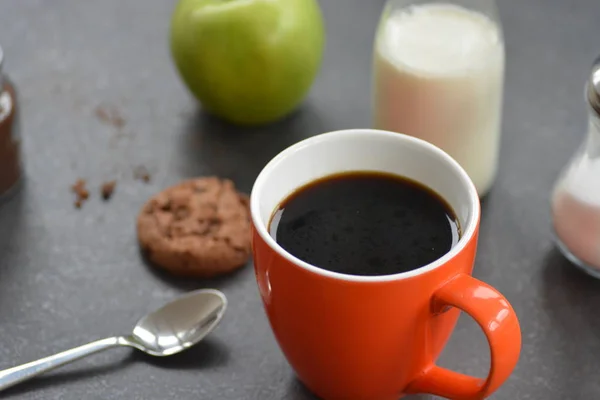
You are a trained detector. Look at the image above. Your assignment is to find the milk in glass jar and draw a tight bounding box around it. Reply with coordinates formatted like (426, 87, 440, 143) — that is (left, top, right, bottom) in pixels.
(372, 0, 505, 197)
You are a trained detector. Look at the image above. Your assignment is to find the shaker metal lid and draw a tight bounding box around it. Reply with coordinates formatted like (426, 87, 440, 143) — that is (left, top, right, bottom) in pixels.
(588, 55, 600, 115)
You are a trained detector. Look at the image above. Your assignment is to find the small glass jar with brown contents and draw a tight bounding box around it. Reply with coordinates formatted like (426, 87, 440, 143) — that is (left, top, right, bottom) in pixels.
(0, 45, 22, 200)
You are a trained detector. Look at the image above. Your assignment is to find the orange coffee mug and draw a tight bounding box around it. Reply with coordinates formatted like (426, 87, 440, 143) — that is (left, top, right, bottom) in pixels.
(250, 129, 521, 400)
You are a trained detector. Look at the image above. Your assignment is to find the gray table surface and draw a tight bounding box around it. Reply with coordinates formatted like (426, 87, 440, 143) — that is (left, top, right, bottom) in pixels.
(0, 0, 599, 399)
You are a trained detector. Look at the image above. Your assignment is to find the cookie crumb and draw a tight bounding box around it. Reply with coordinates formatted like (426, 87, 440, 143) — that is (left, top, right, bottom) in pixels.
(101, 180, 116, 200)
(95, 105, 126, 129)
(134, 166, 151, 183)
(71, 179, 89, 208)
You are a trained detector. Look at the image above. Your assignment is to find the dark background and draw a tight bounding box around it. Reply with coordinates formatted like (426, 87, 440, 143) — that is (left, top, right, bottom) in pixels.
(0, 0, 599, 399)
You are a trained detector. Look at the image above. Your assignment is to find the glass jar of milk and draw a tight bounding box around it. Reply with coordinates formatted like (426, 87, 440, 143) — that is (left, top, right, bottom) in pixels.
(372, 0, 505, 197)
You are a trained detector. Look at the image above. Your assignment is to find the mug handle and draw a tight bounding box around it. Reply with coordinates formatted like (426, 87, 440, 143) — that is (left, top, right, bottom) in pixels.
(406, 273, 521, 400)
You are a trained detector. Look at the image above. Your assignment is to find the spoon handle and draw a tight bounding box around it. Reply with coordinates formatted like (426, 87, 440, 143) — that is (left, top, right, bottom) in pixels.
(0, 336, 128, 392)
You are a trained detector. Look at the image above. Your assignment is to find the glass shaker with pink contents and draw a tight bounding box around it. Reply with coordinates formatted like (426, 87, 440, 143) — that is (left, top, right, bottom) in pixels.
(552, 56, 600, 277)
(371, 0, 505, 197)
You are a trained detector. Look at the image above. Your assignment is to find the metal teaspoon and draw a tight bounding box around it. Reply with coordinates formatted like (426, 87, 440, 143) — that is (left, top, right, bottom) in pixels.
(0, 288, 227, 392)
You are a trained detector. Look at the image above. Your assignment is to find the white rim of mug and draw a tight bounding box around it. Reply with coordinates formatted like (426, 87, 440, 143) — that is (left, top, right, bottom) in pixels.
(250, 129, 480, 283)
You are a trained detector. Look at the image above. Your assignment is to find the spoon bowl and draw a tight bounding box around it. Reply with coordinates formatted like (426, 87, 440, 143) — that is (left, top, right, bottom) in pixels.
(131, 289, 227, 356)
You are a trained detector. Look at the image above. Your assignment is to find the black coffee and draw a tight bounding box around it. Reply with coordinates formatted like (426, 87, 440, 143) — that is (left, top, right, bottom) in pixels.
(269, 172, 460, 276)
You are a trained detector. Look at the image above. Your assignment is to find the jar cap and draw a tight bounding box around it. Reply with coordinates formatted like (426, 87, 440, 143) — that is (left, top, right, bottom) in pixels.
(0, 45, 3, 88)
(588, 55, 600, 115)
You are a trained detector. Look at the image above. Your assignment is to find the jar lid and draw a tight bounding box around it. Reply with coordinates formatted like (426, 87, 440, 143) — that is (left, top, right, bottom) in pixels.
(588, 55, 600, 115)
(0, 45, 3, 88)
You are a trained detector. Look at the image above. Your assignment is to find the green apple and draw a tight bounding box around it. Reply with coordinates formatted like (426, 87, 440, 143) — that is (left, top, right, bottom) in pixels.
(170, 0, 325, 126)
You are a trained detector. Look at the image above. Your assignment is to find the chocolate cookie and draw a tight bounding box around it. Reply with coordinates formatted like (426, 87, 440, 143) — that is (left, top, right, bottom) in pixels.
(137, 177, 252, 278)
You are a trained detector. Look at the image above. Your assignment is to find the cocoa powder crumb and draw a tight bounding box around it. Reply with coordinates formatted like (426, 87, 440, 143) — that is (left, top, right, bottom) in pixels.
(101, 180, 116, 200)
(0, 82, 22, 197)
(71, 179, 89, 208)
(94, 105, 126, 129)
(134, 166, 151, 183)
